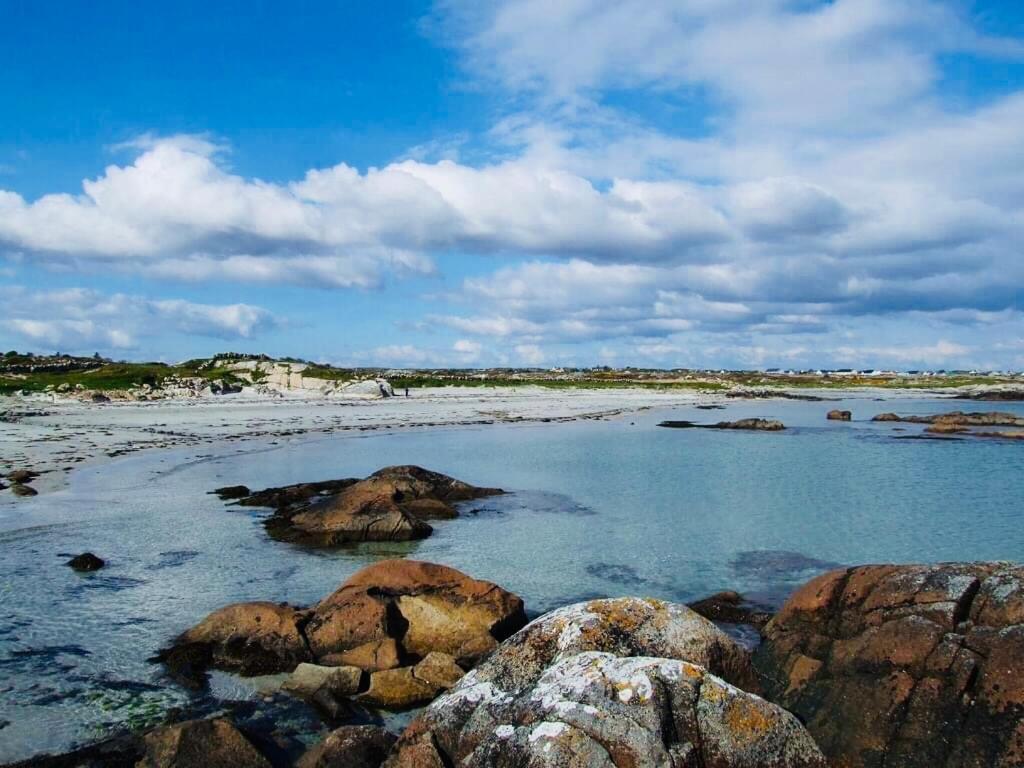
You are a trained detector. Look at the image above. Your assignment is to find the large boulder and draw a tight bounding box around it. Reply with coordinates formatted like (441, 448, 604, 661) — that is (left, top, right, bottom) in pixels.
(137, 718, 271, 768)
(385, 598, 824, 767)
(306, 560, 527, 668)
(754, 562, 1024, 767)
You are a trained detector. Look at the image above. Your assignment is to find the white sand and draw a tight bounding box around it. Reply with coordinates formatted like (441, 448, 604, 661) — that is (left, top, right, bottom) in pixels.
(1, 386, 712, 492)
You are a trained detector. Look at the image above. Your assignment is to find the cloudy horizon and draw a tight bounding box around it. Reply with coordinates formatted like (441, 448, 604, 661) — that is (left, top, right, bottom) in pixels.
(2, 1, 1023, 370)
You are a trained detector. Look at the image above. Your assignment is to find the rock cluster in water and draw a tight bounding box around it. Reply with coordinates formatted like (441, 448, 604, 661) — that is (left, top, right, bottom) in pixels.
(20, 552, 1024, 768)
(872, 410, 1024, 441)
(158, 559, 527, 711)
(220, 466, 503, 546)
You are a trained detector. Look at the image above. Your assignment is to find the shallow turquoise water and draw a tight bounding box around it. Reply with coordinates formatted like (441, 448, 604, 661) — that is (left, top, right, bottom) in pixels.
(1, 396, 1022, 760)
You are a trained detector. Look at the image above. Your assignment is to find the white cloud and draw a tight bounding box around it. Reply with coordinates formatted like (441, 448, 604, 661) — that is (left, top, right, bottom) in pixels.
(0, 286, 278, 352)
(514, 344, 545, 365)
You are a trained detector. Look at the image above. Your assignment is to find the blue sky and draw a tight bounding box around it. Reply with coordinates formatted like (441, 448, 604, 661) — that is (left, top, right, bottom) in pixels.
(2, 0, 1023, 370)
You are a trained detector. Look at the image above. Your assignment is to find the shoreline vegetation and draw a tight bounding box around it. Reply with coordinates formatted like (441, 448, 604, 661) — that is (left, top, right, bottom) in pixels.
(3, 350, 1022, 399)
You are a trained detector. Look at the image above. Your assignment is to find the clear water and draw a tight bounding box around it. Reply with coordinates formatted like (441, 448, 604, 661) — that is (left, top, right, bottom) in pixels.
(1, 397, 1023, 761)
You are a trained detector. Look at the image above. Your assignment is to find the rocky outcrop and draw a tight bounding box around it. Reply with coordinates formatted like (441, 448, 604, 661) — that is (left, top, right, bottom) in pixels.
(826, 409, 852, 421)
(137, 718, 271, 768)
(754, 562, 1024, 768)
(66, 552, 105, 571)
(10, 483, 37, 497)
(296, 725, 397, 768)
(384, 598, 824, 767)
(159, 560, 526, 710)
(239, 466, 503, 547)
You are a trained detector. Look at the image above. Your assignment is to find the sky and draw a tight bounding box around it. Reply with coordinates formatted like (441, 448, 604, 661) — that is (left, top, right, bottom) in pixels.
(1, 0, 1023, 371)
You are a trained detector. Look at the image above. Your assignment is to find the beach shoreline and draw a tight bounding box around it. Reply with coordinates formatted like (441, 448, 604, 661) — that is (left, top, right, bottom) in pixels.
(0, 384, 973, 498)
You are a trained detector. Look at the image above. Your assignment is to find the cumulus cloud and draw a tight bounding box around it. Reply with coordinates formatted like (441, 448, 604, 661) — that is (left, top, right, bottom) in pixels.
(0, 285, 278, 352)
(3, 1, 1023, 368)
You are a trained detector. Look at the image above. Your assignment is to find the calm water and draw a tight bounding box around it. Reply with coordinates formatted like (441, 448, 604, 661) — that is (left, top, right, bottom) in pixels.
(1, 396, 1023, 761)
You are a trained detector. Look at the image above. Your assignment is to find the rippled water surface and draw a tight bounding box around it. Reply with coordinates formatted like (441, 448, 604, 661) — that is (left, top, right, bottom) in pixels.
(1, 396, 1023, 761)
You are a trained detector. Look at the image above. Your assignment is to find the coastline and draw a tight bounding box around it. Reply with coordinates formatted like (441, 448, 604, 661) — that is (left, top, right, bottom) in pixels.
(0, 384, 967, 497)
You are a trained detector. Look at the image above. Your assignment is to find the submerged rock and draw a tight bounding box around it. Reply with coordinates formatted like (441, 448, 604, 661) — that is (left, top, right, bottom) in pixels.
(138, 717, 271, 768)
(66, 552, 105, 571)
(10, 483, 38, 497)
(384, 598, 824, 767)
(755, 562, 1024, 768)
(296, 725, 397, 768)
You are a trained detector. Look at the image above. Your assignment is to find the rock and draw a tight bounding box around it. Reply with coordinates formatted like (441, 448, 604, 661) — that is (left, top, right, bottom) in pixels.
(714, 418, 785, 431)
(228, 466, 502, 547)
(826, 409, 852, 421)
(754, 562, 1024, 767)
(158, 601, 312, 684)
(211, 484, 250, 500)
(385, 598, 823, 767)
(358, 666, 442, 709)
(236, 479, 359, 512)
(89, 392, 110, 403)
(324, 638, 405, 672)
(160, 561, 525, 697)
(282, 662, 363, 699)
(872, 410, 1024, 427)
(974, 429, 1024, 440)
(688, 590, 774, 629)
(412, 652, 465, 690)
(306, 560, 526, 669)
(658, 418, 786, 431)
(10, 483, 37, 497)
(268, 466, 502, 547)
(66, 552, 105, 571)
(954, 389, 1024, 401)
(138, 717, 271, 768)
(925, 422, 968, 434)
(873, 412, 902, 421)
(8, 469, 38, 483)
(296, 725, 397, 768)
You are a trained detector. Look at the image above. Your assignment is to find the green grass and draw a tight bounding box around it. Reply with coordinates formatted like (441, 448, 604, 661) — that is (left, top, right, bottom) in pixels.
(388, 375, 727, 391)
(0, 362, 247, 395)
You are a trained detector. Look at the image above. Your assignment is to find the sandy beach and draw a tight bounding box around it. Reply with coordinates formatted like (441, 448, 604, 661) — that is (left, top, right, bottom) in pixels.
(0, 387, 716, 494)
